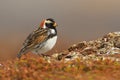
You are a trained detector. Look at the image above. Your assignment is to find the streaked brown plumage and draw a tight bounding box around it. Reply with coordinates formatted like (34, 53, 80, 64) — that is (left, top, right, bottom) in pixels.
(17, 18, 58, 58)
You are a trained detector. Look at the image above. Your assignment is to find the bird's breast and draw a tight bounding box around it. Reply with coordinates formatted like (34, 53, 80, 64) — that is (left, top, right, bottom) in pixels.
(44, 36, 57, 50)
(32, 36, 57, 54)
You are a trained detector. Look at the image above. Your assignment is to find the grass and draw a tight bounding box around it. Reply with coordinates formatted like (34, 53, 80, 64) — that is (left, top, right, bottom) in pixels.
(0, 53, 120, 80)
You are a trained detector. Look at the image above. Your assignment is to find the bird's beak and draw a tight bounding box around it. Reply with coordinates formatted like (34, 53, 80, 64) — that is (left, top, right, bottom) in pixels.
(53, 22, 58, 27)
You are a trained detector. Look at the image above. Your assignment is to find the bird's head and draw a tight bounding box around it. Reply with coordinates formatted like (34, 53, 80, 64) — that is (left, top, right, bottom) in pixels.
(40, 18, 57, 29)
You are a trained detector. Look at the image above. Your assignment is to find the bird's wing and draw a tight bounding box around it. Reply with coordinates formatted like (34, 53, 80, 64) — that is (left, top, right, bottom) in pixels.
(17, 28, 50, 58)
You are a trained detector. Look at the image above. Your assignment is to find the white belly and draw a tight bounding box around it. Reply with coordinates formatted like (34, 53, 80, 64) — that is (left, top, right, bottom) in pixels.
(32, 36, 57, 54)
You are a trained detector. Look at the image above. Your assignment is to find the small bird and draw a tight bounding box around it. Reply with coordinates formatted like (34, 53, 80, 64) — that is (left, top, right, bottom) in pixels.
(17, 18, 58, 58)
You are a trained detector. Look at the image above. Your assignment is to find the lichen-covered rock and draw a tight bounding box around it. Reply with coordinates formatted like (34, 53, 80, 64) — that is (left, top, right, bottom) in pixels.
(50, 32, 120, 62)
(68, 41, 87, 52)
(68, 32, 120, 55)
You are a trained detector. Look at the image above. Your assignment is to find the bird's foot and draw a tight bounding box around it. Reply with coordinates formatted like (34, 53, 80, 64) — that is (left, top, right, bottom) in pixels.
(38, 54, 49, 58)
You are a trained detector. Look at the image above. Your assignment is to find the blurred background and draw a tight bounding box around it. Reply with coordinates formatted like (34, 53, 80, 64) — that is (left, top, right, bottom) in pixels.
(0, 0, 120, 59)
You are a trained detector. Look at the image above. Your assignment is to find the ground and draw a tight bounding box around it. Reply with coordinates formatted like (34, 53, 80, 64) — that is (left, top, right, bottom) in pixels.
(0, 32, 120, 80)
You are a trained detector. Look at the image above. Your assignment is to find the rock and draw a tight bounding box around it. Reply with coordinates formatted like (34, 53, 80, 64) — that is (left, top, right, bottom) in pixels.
(47, 32, 120, 62)
(68, 41, 87, 52)
(114, 36, 120, 48)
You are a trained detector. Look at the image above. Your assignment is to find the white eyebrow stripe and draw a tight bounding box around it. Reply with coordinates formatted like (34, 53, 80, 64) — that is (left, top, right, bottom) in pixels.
(45, 20, 52, 23)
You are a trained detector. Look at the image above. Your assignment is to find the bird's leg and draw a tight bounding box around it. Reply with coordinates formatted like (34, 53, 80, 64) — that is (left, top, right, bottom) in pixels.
(37, 53, 48, 58)
(35, 50, 49, 57)
(38, 54, 43, 57)
(35, 50, 43, 57)
(41, 53, 50, 57)
(41, 54, 45, 57)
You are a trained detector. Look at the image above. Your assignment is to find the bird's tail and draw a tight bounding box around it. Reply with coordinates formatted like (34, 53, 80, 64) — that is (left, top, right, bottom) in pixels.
(17, 48, 26, 59)
(17, 52, 22, 59)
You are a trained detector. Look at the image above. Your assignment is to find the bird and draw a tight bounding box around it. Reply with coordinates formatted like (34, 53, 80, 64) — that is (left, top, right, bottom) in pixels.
(17, 18, 58, 58)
